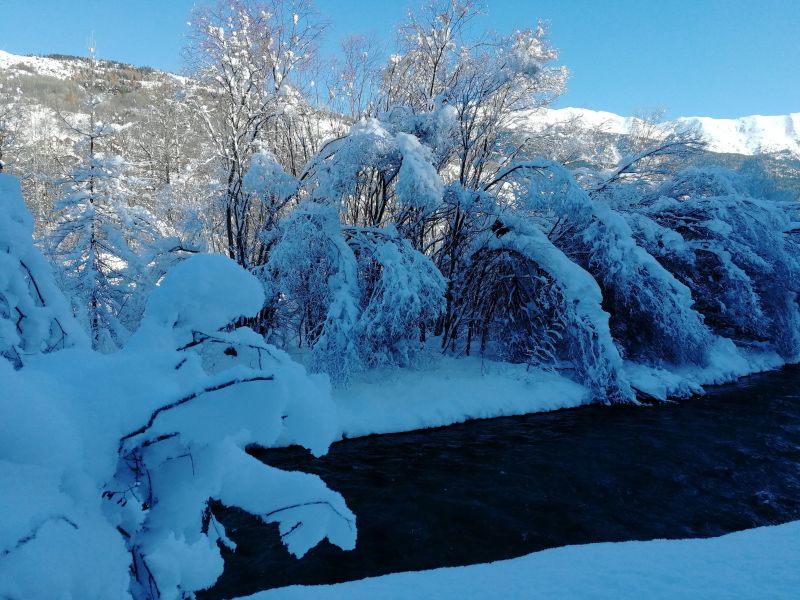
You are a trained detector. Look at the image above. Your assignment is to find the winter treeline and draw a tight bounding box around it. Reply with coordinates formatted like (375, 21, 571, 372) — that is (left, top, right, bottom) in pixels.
(167, 0, 797, 403)
(2, 0, 799, 397)
(2, 0, 800, 597)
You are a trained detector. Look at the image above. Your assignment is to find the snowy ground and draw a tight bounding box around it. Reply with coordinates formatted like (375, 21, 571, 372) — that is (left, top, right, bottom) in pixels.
(322, 342, 786, 443)
(624, 339, 785, 401)
(240, 521, 800, 599)
(331, 354, 588, 440)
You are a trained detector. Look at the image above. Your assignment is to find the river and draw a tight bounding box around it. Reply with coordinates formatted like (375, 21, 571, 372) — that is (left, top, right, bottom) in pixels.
(203, 365, 800, 598)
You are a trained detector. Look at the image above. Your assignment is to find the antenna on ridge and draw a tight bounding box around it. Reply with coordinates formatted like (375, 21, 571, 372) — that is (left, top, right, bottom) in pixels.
(87, 32, 97, 61)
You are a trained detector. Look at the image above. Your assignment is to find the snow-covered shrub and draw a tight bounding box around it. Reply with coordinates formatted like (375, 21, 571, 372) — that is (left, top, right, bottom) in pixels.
(469, 212, 634, 404)
(345, 227, 446, 368)
(632, 167, 800, 359)
(458, 243, 569, 366)
(515, 160, 714, 367)
(584, 201, 712, 366)
(263, 202, 361, 383)
(0, 246, 356, 599)
(0, 174, 86, 367)
(264, 202, 445, 382)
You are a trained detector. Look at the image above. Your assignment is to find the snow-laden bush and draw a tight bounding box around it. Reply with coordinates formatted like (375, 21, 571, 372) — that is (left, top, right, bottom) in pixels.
(514, 160, 714, 367)
(0, 246, 356, 599)
(469, 212, 634, 404)
(630, 167, 800, 359)
(262, 202, 361, 383)
(264, 201, 445, 383)
(345, 226, 446, 368)
(0, 174, 87, 367)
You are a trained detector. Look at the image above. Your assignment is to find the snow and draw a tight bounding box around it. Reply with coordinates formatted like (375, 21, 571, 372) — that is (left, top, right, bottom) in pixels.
(515, 106, 637, 136)
(395, 132, 444, 212)
(625, 339, 786, 400)
(243, 151, 299, 202)
(676, 113, 800, 156)
(0, 174, 88, 366)
(517, 107, 800, 157)
(138, 253, 265, 338)
(1, 247, 356, 599)
(241, 520, 800, 599)
(0, 49, 78, 80)
(332, 354, 588, 440)
(0, 49, 188, 86)
(321, 343, 786, 444)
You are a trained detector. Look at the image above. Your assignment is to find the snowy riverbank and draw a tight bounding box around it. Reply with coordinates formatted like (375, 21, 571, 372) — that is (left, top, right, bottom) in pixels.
(322, 342, 787, 443)
(241, 520, 800, 599)
(332, 355, 588, 440)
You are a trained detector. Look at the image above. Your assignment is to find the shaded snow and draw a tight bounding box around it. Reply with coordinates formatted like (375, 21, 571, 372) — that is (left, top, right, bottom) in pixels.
(324, 342, 785, 442)
(242, 520, 800, 599)
(625, 339, 786, 400)
(331, 355, 588, 440)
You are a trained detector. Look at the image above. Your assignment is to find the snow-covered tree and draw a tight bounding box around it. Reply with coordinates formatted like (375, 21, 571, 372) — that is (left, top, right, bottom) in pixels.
(371, 4, 569, 351)
(262, 201, 360, 382)
(464, 208, 634, 404)
(0, 174, 87, 367)
(45, 149, 136, 350)
(628, 167, 800, 360)
(0, 247, 356, 599)
(504, 160, 714, 367)
(326, 34, 383, 120)
(44, 51, 187, 350)
(262, 200, 445, 384)
(345, 226, 446, 368)
(185, 0, 326, 266)
(301, 118, 444, 243)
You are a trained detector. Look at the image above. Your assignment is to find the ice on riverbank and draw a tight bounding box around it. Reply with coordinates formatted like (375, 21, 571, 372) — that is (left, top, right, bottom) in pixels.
(241, 520, 800, 599)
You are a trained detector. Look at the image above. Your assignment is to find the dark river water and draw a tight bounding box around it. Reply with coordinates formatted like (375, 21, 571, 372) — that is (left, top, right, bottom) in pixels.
(203, 366, 800, 598)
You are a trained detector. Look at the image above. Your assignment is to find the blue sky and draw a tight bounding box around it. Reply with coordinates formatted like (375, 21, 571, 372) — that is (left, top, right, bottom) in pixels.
(0, 0, 797, 119)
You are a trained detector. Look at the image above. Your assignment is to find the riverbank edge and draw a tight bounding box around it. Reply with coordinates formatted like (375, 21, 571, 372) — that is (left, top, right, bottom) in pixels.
(270, 340, 789, 448)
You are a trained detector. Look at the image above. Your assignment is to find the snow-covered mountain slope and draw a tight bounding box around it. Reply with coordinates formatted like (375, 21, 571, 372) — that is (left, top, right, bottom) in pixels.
(523, 107, 800, 158)
(0, 49, 81, 79)
(676, 113, 800, 156)
(1, 49, 797, 158)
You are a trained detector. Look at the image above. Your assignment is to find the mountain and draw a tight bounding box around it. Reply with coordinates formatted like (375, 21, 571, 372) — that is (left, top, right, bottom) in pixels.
(522, 107, 800, 158)
(677, 113, 800, 157)
(2, 50, 797, 156)
(515, 107, 800, 196)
